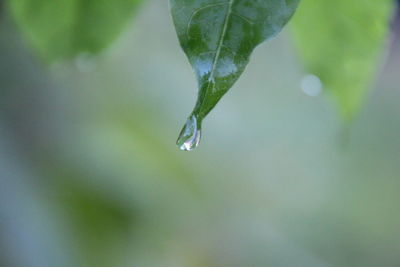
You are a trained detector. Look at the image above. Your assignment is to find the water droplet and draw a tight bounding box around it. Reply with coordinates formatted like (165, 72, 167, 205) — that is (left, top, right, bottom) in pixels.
(301, 74, 322, 97)
(176, 114, 201, 151)
(75, 52, 97, 72)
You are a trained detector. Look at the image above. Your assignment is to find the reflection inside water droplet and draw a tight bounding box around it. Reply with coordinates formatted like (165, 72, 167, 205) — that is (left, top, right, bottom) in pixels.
(176, 114, 201, 151)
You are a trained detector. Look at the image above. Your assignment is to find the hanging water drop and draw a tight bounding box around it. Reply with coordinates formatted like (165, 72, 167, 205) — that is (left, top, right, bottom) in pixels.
(176, 114, 201, 151)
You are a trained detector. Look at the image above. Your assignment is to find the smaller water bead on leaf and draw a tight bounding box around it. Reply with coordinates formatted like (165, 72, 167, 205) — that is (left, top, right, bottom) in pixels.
(301, 74, 322, 97)
(74, 52, 97, 73)
(171, 0, 300, 150)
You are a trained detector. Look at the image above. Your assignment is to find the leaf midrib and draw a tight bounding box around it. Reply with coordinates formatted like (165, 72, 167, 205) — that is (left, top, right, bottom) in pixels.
(208, 0, 234, 83)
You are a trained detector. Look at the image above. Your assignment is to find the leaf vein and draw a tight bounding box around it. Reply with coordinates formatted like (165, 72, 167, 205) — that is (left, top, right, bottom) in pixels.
(207, 0, 234, 88)
(231, 11, 255, 25)
(186, 2, 230, 39)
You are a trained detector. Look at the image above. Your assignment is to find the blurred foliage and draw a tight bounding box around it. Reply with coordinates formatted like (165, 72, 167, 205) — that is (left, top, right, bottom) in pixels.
(291, 0, 394, 120)
(8, 0, 143, 61)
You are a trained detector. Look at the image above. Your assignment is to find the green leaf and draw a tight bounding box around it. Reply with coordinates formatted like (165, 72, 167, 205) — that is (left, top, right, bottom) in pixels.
(7, 0, 142, 61)
(291, 0, 394, 120)
(171, 0, 300, 150)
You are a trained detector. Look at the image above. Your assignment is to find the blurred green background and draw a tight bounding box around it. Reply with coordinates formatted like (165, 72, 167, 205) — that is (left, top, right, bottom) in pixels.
(1, 0, 400, 266)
